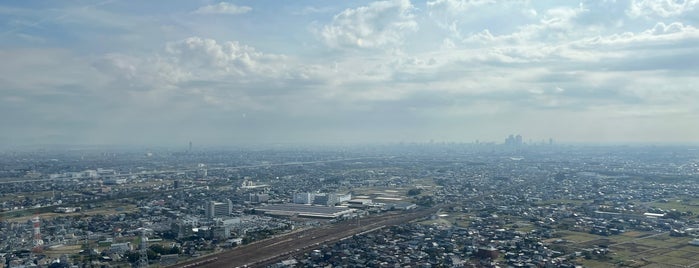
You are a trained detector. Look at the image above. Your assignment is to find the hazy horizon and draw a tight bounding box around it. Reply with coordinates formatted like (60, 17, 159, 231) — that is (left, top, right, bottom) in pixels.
(2, 0, 698, 147)
(3, 140, 699, 153)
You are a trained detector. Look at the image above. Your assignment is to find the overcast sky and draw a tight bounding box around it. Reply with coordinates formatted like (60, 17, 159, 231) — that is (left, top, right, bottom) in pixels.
(1, 0, 698, 147)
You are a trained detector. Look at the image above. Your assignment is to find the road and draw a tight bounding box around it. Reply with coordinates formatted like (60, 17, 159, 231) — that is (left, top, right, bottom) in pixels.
(170, 207, 438, 268)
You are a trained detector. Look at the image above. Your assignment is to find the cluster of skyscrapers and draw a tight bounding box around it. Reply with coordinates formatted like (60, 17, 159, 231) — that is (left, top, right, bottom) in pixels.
(504, 134, 523, 146)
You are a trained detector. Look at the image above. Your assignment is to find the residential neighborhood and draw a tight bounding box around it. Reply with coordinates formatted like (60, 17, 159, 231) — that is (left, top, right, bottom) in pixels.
(1, 144, 699, 267)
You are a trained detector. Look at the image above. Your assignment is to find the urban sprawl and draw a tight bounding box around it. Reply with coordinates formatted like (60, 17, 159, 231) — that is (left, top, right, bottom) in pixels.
(1, 141, 699, 267)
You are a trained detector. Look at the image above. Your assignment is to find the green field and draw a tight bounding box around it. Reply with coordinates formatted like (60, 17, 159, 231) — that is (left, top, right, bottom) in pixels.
(557, 230, 604, 243)
(648, 198, 699, 215)
(556, 230, 699, 267)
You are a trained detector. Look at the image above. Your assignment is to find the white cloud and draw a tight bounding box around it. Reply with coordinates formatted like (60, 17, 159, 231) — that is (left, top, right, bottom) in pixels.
(577, 22, 699, 47)
(426, 0, 494, 17)
(161, 37, 309, 83)
(293, 6, 335, 15)
(646, 21, 696, 34)
(194, 2, 252, 15)
(627, 0, 699, 18)
(3, 1, 699, 144)
(91, 41, 220, 90)
(92, 36, 335, 115)
(524, 8, 538, 18)
(459, 5, 588, 49)
(425, 0, 531, 43)
(93, 53, 189, 91)
(320, 0, 418, 49)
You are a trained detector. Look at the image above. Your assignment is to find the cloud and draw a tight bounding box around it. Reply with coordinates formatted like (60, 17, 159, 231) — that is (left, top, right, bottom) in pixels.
(96, 37, 303, 88)
(92, 36, 335, 117)
(319, 0, 418, 49)
(93, 53, 189, 91)
(162, 37, 331, 89)
(445, 2, 699, 70)
(165, 37, 272, 76)
(426, 0, 494, 17)
(464, 5, 588, 45)
(575, 22, 699, 49)
(293, 6, 335, 15)
(627, 0, 699, 18)
(194, 2, 252, 15)
(3, 1, 699, 145)
(646, 21, 697, 34)
(58, 2, 699, 121)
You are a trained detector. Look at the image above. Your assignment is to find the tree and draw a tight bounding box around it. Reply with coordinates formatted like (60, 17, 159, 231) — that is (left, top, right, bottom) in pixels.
(48, 263, 69, 268)
(149, 244, 166, 255)
(407, 188, 422, 196)
(169, 246, 182, 254)
(416, 195, 434, 207)
(147, 249, 158, 260)
(124, 251, 140, 264)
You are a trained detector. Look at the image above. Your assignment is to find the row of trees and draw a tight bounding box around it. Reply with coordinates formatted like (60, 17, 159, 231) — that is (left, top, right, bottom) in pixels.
(123, 244, 182, 263)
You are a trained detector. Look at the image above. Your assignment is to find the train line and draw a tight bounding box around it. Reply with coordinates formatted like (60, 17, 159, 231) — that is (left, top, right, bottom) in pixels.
(169, 207, 438, 268)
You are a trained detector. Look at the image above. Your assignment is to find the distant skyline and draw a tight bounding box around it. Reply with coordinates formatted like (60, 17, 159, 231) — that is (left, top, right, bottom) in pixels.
(1, 0, 698, 147)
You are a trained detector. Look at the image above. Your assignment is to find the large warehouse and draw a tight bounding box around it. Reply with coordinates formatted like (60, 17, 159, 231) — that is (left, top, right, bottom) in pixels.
(254, 203, 355, 219)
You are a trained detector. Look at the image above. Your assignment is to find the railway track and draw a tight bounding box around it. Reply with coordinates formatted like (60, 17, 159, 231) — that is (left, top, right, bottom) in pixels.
(169, 207, 438, 268)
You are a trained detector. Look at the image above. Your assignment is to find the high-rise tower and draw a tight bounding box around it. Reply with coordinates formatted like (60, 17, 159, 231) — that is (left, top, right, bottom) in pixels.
(32, 216, 43, 252)
(139, 230, 148, 268)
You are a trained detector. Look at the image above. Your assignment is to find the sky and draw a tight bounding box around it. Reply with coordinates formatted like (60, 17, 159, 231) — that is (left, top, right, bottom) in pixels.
(1, 0, 698, 147)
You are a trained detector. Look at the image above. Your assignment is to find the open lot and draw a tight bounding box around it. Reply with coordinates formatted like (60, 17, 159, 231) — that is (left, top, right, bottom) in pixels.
(3, 203, 137, 223)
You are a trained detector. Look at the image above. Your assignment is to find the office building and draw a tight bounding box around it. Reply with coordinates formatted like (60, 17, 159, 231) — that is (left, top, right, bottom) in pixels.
(206, 200, 232, 218)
